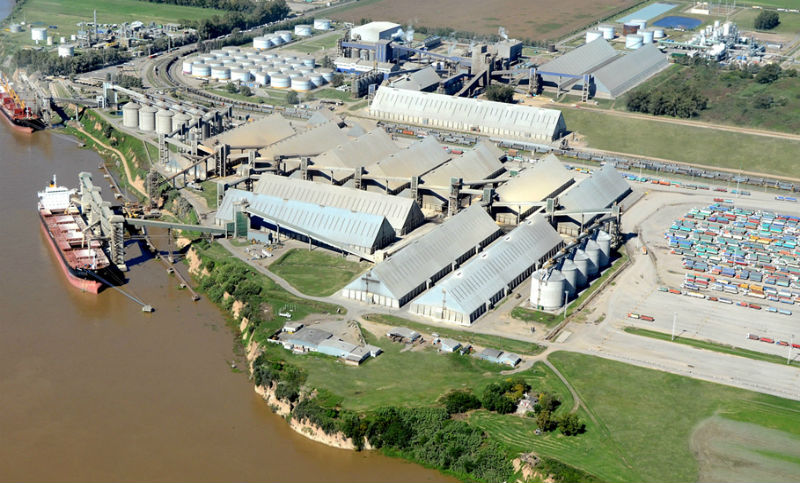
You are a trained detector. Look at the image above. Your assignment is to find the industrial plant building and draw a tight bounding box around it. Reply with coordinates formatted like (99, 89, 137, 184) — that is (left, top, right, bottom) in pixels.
(369, 87, 567, 141)
(410, 214, 565, 324)
(341, 205, 501, 308)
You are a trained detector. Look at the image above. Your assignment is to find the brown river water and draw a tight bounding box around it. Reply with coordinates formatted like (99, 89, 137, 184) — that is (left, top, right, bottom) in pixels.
(0, 14, 452, 480)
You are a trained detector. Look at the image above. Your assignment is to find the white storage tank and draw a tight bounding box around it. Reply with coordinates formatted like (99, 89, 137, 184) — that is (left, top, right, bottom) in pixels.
(221, 58, 237, 66)
(318, 68, 334, 83)
(560, 258, 578, 297)
(156, 109, 174, 135)
(206, 61, 223, 68)
(300, 55, 315, 67)
(314, 18, 331, 31)
(31, 27, 47, 41)
(283, 55, 297, 63)
(270, 74, 290, 88)
(625, 34, 643, 50)
(192, 63, 211, 77)
(253, 36, 271, 50)
(572, 250, 589, 289)
(598, 25, 615, 39)
(182, 59, 195, 74)
(264, 53, 277, 60)
(198, 54, 216, 62)
(268, 35, 283, 46)
(230, 68, 251, 82)
(297, 65, 314, 74)
(9, 23, 21, 33)
(122, 102, 140, 128)
(288, 72, 302, 79)
(249, 55, 265, 63)
(585, 240, 601, 278)
(57, 44, 74, 57)
(653, 28, 665, 39)
(222, 46, 240, 53)
(530, 269, 566, 310)
(294, 24, 312, 37)
(586, 30, 603, 43)
(138, 105, 157, 132)
(254, 71, 269, 86)
(641, 29, 655, 44)
(59, 36, 66, 44)
(211, 66, 231, 80)
(172, 111, 191, 133)
(596, 231, 612, 268)
(266, 69, 281, 77)
(632, 19, 647, 31)
(210, 50, 227, 58)
(240, 61, 255, 70)
(276, 30, 292, 43)
(233, 54, 248, 62)
(279, 66, 292, 73)
(308, 73, 324, 87)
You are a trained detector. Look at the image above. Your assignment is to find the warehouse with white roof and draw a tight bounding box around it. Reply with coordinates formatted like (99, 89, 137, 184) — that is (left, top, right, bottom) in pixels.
(364, 136, 451, 192)
(410, 214, 565, 324)
(495, 154, 574, 224)
(311, 128, 401, 181)
(559, 164, 630, 215)
(341, 205, 501, 308)
(369, 87, 567, 141)
(591, 44, 669, 99)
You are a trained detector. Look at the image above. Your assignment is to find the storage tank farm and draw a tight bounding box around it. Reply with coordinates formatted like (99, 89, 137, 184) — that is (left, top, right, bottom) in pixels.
(530, 269, 566, 310)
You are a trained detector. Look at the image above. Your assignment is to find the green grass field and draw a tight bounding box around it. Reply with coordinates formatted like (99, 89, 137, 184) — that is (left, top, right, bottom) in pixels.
(563, 108, 800, 178)
(313, 88, 354, 102)
(363, 313, 545, 356)
(624, 327, 800, 367)
(736, 0, 800, 8)
(283, 32, 343, 53)
(734, 8, 800, 34)
(269, 248, 369, 297)
(1, 0, 223, 51)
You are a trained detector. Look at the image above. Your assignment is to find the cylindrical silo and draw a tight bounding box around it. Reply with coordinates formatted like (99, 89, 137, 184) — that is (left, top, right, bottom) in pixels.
(641, 29, 655, 44)
(268, 35, 283, 46)
(211, 66, 230, 80)
(206, 61, 223, 68)
(255, 71, 269, 86)
(653, 27, 665, 39)
(264, 53, 277, 60)
(300, 55, 315, 67)
(122, 102, 140, 128)
(596, 231, 612, 268)
(283, 55, 297, 63)
(233, 54, 248, 63)
(156, 109, 174, 135)
(586, 30, 603, 43)
(585, 240, 601, 278)
(297, 65, 314, 75)
(632, 19, 646, 31)
(9, 23, 21, 33)
(192, 63, 211, 77)
(279, 66, 292, 73)
(276, 30, 292, 43)
(198, 54, 216, 62)
(182, 59, 195, 74)
(222, 46, 240, 53)
(138, 105, 157, 132)
(308, 73, 324, 87)
(318, 68, 334, 83)
(172, 111, 190, 133)
(622, 22, 639, 35)
(288, 72, 301, 79)
(249, 54, 265, 63)
(57, 44, 74, 57)
(598, 25, 615, 39)
(221, 58, 237, 66)
(625, 34, 643, 49)
(572, 250, 589, 289)
(253, 36, 270, 50)
(270, 74, 290, 89)
(291, 76, 311, 91)
(210, 50, 227, 58)
(294, 24, 312, 37)
(314, 18, 331, 30)
(530, 270, 566, 310)
(31, 27, 47, 41)
(230, 68, 250, 82)
(240, 61, 254, 69)
(560, 258, 578, 297)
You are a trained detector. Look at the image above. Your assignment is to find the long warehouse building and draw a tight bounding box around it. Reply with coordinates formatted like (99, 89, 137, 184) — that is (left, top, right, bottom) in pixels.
(341, 205, 501, 307)
(216, 189, 395, 259)
(494, 153, 574, 224)
(369, 87, 567, 141)
(253, 174, 425, 236)
(558, 164, 631, 214)
(410, 214, 565, 324)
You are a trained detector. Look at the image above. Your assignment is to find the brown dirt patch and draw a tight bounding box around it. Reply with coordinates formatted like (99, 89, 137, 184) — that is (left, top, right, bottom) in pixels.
(329, 0, 639, 41)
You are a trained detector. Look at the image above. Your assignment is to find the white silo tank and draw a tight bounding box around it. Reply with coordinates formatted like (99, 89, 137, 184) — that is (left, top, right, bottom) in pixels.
(249, 55, 265, 62)
(297, 65, 314, 74)
(139, 105, 157, 132)
(264, 53, 277, 60)
(598, 25, 615, 39)
(240, 61, 255, 70)
(192, 63, 211, 77)
(560, 258, 578, 297)
(230, 68, 250, 82)
(641, 29, 655, 44)
(309, 73, 324, 87)
(57, 44, 74, 57)
(722, 22, 731, 37)
(253, 36, 270, 50)
(283, 55, 297, 63)
(31, 27, 47, 41)
(156, 109, 174, 135)
(596, 231, 612, 268)
(221, 58, 237, 66)
(572, 250, 589, 289)
(268, 35, 283, 46)
(182, 59, 195, 74)
(314, 18, 331, 30)
(530, 270, 566, 310)
(279, 66, 292, 73)
(270, 74, 290, 88)
(276, 30, 292, 43)
(222, 46, 240, 53)
(625, 34, 643, 49)
(254, 71, 269, 86)
(70, 34, 77, 41)
(318, 68, 334, 83)
(585, 240, 601, 278)
(294, 24, 312, 37)
(198, 54, 215, 62)
(288, 72, 302, 80)
(172, 111, 190, 133)
(632, 19, 646, 30)
(210, 50, 227, 58)
(9, 23, 21, 33)
(233, 54, 248, 62)
(266, 69, 281, 78)
(206, 61, 223, 68)
(300, 55, 315, 67)
(46, 35, 53, 46)
(59, 36, 66, 44)
(653, 28, 665, 39)
(586, 30, 603, 43)
(211, 66, 230, 80)
(122, 102, 140, 128)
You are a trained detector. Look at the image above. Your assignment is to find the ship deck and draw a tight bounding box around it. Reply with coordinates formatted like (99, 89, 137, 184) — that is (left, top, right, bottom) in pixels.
(40, 206, 111, 271)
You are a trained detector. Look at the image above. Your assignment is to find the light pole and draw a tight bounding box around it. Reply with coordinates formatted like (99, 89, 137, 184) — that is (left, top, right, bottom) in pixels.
(562, 289, 569, 321)
(671, 312, 677, 341)
(789, 334, 794, 365)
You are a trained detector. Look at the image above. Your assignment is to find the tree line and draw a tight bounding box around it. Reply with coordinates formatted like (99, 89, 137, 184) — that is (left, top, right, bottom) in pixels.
(626, 84, 708, 118)
(12, 47, 131, 76)
(143, 0, 260, 11)
(181, 0, 290, 40)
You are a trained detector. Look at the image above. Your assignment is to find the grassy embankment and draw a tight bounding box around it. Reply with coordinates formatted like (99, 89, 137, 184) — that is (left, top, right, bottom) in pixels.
(269, 248, 369, 297)
(562, 108, 800, 178)
(512, 248, 629, 327)
(624, 326, 800, 367)
(471, 351, 800, 483)
(282, 32, 342, 52)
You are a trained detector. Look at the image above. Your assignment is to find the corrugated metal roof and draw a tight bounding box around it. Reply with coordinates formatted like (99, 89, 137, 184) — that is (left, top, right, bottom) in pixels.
(366, 136, 451, 189)
(217, 189, 395, 252)
(260, 121, 350, 159)
(345, 205, 500, 301)
(203, 114, 295, 150)
(559, 164, 631, 213)
(496, 154, 574, 203)
(538, 39, 619, 83)
(422, 141, 505, 190)
(369, 87, 565, 141)
(252, 174, 424, 234)
(413, 214, 564, 316)
(593, 44, 669, 98)
(312, 128, 400, 171)
(390, 66, 441, 91)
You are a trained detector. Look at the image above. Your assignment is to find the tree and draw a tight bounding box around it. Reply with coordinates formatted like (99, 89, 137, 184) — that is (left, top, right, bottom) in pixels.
(440, 390, 482, 415)
(331, 73, 344, 87)
(756, 63, 781, 84)
(753, 93, 774, 109)
(534, 392, 561, 413)
(225, 82, 238, 93)
(557, 414, 586, 436)
(536, 409, 558, 432)
(754, 10, 779, 30)
(239, 85, 252, 97)
(286, 90, 299, 105)
(485, 84, 515, 103)
(320, 55, 334, 69)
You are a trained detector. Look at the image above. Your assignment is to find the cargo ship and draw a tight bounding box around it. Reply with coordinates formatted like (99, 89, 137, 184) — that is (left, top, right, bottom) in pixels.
(1, 74, 45, 134)
(38, 176, 119, 293)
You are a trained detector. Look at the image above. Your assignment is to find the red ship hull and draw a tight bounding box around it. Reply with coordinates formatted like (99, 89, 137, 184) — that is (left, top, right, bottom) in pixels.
(39, 213, 103, 294)
(0, 104, 34, 134)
